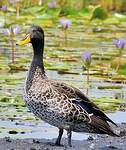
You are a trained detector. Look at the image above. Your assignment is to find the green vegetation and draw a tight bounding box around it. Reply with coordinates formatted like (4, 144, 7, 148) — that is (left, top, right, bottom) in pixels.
(0, 95, 123, 113)
(98, 85, 123, 90)
(94, 97, 124, 112)
(0, 95, 24, 106)
(0, 0, 126, 76)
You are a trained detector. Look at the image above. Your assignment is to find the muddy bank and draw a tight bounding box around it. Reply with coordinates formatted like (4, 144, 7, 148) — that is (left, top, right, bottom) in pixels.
(0, 123, 126, 150)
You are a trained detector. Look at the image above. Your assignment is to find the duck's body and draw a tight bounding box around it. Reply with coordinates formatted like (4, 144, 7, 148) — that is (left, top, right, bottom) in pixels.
(24, 66, 116, 134)
(18, 25, 118, 147)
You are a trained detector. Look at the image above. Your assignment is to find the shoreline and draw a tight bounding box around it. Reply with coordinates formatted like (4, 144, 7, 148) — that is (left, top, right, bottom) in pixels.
(0, 123, 126, 150)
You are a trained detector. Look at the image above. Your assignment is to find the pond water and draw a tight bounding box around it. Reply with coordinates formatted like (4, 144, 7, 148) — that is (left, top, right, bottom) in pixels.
(0, 104, 126, 140)
(0, 21, 126, 140)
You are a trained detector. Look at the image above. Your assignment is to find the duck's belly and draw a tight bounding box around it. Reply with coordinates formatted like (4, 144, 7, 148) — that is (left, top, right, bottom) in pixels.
(23, 94, 94, 133)
(24, 96, 71, 129)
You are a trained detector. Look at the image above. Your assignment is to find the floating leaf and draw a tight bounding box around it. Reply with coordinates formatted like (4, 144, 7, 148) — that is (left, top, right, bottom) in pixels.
(90, 5, 108, 20)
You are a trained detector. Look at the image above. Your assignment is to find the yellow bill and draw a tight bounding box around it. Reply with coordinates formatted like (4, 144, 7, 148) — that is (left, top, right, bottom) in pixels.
(17, 34, 31, 45)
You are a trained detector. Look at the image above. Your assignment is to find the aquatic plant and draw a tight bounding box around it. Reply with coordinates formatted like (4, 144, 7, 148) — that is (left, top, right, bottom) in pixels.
(60, 18, 71, 43)
(60, 18, 71, 30)
(90, 5, 108, 20)
(9, 0, 21, 18)
(82, 52, 92, 95)
(113, 38, 126, 72)
(48, 0, 57, 9)
(47, 0, 59, 24)
(3, 25, 21, 64)
(1, 5, 7, 11)
(1, 5, 7, 26)
(113, 38, 126, 49)
(10, 0, 15, 3)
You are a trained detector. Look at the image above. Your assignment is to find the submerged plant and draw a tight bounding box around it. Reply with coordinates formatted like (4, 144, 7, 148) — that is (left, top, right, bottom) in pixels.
(113, 38, 126, 72)
(1, 5, 7, 26)
(4, 25, 21, 64)
(82, 52, 92, 95)
(60, 18, 71, 43)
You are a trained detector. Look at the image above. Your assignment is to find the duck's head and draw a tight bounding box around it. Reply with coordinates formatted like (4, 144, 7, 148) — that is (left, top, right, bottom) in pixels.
(17, 25, 44, 51)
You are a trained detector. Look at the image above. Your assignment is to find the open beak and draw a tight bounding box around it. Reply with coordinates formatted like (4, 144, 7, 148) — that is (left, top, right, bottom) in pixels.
(17, 33, 31, 45)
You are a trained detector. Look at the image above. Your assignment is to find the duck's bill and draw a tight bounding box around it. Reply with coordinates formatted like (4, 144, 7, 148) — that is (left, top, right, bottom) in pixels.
(17, 34, 31, 45)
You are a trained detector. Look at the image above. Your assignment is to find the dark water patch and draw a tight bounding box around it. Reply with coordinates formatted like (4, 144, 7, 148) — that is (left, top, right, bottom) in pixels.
(8, 130, 18, 134)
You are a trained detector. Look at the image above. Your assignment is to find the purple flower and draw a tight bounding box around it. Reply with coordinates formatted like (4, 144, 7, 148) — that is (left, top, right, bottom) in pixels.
(9, 0, 15, 3)
(60, 19, 71, 29)
(82, 52, 91, 61)
(3, 26, 21, 37)
(13, 26, 21, 35)
(4, 29, 10, 36)
(82, 52, 86, 61)
(113, 38, 126, 49)
(48, 1, 56, 9)
(87, 52, 91, 61)
(82, 52, 92, 68)
(9, 0, 20, 4)
(1, 5, 7, 11)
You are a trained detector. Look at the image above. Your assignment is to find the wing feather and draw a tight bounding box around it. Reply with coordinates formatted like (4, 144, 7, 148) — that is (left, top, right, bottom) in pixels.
(51, 81, 117, 126)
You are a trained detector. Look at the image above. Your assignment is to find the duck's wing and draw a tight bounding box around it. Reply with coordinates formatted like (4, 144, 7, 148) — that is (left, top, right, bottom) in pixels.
(73, 87, 118, 126)
(51, 81, 118, 136)
(51, 81, 117, 127)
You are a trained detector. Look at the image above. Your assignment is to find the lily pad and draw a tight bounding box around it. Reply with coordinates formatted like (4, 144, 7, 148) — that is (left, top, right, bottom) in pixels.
(8, 63, 27, 71)
(94, 98, 124, 112)
(98, 85, 123, 90)
(90, 5, 108, 20)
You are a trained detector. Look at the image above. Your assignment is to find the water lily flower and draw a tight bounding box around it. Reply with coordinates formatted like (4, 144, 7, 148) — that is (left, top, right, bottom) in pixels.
(1, 5, 7, 11)
(82, 52, 91, 61)
(82, 52, 92, 69)
(10, 0, 15, 3)
(82, 52, 92, 96)
(60, 19, 71, 30)
(113, 38, 126, 72)
(3, 26, 21, 36)
(113, 38, 126, 49)
(9, 0, 20, 3)
(4, 29, 11, 36)
(13, 26, 21, 35)
(3, 25, 21, 64)
(59, 19, 71, 44)
(82, 52, 86, 61)
(87, 52, 91, 61)
(48, 0, 56, 9)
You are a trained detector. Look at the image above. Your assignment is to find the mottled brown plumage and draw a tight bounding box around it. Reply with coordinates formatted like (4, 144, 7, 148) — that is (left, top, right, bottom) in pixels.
(18, 25, 119, 147)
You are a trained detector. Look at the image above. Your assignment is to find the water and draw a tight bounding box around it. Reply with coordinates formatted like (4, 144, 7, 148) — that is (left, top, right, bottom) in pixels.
(0, 21, 126, 140)
(0, 105, 126, 140)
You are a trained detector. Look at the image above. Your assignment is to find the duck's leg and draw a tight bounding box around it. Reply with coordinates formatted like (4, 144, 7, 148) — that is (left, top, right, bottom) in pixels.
(55, 128, 64, 146)
(67, 130, 72, 147)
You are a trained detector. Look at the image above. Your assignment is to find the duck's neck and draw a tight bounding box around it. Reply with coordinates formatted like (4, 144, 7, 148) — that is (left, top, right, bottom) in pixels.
(32, 39, 45, 73)
(26, 39, 46, 92)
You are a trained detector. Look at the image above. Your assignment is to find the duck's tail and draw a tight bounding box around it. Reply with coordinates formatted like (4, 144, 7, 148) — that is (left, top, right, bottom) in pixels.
(90, 115, 120, 137)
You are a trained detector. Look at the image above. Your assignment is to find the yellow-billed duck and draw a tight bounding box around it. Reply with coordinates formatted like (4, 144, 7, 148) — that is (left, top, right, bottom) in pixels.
(17, 25, 119, 147)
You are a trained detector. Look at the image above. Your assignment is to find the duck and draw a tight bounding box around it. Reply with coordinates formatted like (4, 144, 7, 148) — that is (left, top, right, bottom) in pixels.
(17, 25, 119, 147)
